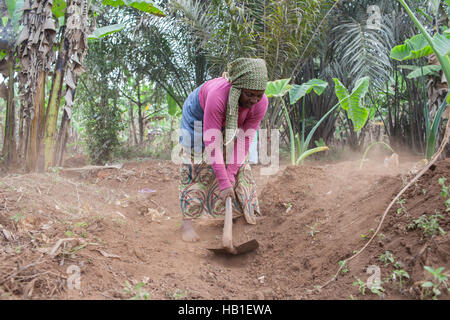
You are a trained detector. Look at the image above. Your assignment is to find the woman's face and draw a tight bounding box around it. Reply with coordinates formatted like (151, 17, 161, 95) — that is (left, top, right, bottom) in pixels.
(239, 89, 265, 108)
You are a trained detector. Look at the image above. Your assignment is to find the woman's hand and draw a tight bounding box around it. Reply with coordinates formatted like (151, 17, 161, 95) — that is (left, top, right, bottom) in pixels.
(227, 168, 236, 186)
(219, 187, 235, 201)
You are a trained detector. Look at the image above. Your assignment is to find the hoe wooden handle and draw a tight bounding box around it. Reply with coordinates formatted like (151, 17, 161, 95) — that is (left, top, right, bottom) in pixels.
(222, 197, 236, 253)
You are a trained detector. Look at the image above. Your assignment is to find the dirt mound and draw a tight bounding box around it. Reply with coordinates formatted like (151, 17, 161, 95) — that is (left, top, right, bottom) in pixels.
(370, 159, 450, 299)
(63, 155, 87, 168)
(253, 159, 449, 299)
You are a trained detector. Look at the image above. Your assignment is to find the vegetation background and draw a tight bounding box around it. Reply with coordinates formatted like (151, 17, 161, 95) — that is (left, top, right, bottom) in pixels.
(0, 0, 448, 169)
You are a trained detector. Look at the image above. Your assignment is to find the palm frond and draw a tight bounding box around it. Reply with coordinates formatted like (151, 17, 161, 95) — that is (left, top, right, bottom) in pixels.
(332, 16, 393, 91)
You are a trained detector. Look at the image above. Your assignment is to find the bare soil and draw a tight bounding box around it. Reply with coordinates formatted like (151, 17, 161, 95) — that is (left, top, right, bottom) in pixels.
(0, 154, 449, 300)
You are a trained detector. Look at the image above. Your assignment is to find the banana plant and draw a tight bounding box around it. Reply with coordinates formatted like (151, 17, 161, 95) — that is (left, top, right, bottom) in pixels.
(265, 78, 329, 166)
(391, 0, 450, 160)
(44, 0, 133, 170)
(44, 0, 165, 169)
(1, 0, 24, 163)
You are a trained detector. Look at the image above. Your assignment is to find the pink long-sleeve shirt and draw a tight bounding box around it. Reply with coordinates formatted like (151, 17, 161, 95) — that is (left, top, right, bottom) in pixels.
(199, 77, 268, 191)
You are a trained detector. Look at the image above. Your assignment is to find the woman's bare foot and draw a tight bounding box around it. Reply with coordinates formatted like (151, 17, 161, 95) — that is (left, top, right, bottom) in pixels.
(182, 219, 200, 242)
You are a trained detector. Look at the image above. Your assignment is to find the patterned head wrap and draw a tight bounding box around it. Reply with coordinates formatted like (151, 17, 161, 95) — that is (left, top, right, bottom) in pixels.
(222, 58, 268, 145)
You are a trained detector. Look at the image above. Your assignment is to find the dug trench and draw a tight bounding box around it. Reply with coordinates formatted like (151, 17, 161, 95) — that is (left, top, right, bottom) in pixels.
(0, 156, 449, 300)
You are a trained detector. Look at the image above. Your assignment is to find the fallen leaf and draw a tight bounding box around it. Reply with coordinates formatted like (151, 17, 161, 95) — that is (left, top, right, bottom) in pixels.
(0, 224, 16, 241)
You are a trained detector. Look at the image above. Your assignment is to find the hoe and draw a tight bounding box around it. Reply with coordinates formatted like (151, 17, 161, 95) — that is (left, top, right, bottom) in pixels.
(208, 197, 259, 255)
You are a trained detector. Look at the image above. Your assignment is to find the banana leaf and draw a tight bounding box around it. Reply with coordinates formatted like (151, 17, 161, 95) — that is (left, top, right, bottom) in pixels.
(102, 0, 165, 16)
(88, 24, 126, 40)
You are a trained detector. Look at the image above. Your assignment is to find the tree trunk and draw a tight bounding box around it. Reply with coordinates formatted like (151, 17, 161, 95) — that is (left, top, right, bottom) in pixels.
(136, 80, 144, 145)
(17, 99, 25, 159)
(55, 113, 68, 166)
(138, 104, 143, 145)
(55, 85, 77, 167)
(2, 58, 17, 164)
(54, 0, 89, 167)
(37, 72, 47, 171)
(44, 38, 66, 170)
(129, 105, 138, 146)
(0, 121, 3, 154)
(55, 110, 70, 167)
(23, 114, 31, 165)
(26, 71, 45, 172)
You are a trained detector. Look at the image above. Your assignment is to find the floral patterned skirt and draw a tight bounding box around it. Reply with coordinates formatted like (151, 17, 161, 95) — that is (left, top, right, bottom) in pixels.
(179, 150, 260, 221)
